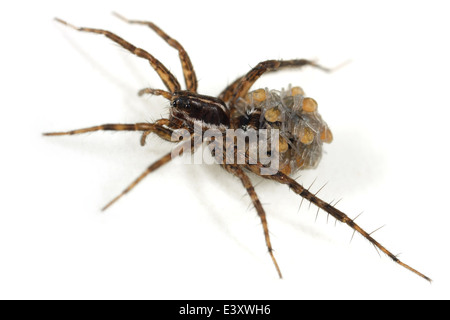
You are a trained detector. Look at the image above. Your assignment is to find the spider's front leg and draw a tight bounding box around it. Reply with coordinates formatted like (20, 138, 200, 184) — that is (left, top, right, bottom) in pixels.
(54, 18, 181, 93)
(113, 12, 198, 92)
(101, 134, 200, 211)
(223, 164, 283, 278)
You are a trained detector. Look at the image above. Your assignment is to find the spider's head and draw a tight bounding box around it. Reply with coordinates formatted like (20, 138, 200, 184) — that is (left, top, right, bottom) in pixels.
(170, 91, 230, 128)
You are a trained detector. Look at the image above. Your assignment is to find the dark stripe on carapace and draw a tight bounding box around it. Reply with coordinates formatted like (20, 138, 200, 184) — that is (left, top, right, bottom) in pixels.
(170, 91, 229, 127)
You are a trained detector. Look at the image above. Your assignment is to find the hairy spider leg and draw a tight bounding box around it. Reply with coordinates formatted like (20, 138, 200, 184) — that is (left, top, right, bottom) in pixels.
(101, 151, 172, 211)
(43, 122, 175, 143)
(113, 12, 198, 92)
(139, 118, 175, 146)
(245, 165, 431, 282)
(102, 135, 199, 211)
(43, 121, 196, 211)
(219, 59, 331, 106)
(138, 88, 173, 99)
(224, 164, 283, 278)
(54, 18, 181, 93)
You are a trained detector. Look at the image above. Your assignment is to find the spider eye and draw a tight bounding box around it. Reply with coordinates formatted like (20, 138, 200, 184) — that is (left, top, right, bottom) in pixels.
(171, 97, 191, 109)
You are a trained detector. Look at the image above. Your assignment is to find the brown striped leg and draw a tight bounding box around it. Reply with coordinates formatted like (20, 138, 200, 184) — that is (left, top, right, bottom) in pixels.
(102, 135, 198, 210)
(251, 167, 431, 282)
(140, 119, 177, 146)
(219, 59, 331, 105)
(54, 18, 181, 93)
(113, 12, 198, 92)
(223, 164, 283, 279)
(101, 151, 173, 211)
(138, 88, 173, 100)
(136, 88, 175, 145)
(43, 122, 174, 143)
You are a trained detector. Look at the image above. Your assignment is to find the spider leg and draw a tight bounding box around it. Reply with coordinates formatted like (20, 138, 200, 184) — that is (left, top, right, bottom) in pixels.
(219, 59, 330, 105)
(54, 18, 181, 93)
(138, 88, 173, 100)
(113, 12, 198, 92)
(101, 151, 172, 211)
(102, 135, 197, 211)
(223, 164, 283, 279)
(43, 122, 174, 143)
(140, 119, 179, 146)
(251, 168, 431, 282)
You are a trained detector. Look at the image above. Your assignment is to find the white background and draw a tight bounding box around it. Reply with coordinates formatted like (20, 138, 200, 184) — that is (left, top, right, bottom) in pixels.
(1, 0, 449, 299)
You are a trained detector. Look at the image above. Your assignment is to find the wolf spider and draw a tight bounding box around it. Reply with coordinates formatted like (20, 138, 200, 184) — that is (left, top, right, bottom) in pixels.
(44, 13, 430, 281)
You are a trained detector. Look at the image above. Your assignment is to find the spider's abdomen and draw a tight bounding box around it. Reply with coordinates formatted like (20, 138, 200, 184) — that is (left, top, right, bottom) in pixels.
(171, 91, 229, 129)
(234, 85, 333, 175)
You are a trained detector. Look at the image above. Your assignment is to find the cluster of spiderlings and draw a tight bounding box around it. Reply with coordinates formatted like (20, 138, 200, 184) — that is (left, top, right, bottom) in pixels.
(235, 85, 333, 175)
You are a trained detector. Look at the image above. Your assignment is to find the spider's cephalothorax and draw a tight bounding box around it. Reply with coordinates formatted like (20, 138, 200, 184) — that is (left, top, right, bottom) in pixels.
(45, 13, 430, 281)
(169, 90, 230, 130)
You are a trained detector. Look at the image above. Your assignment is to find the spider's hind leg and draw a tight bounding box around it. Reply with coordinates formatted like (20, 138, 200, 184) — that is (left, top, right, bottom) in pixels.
(256, 168, 431, 282)
(223, 164, 283, 278)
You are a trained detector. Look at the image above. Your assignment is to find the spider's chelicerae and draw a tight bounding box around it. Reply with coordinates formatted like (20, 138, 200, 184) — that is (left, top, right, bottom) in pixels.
(45, 13, 430, 281)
